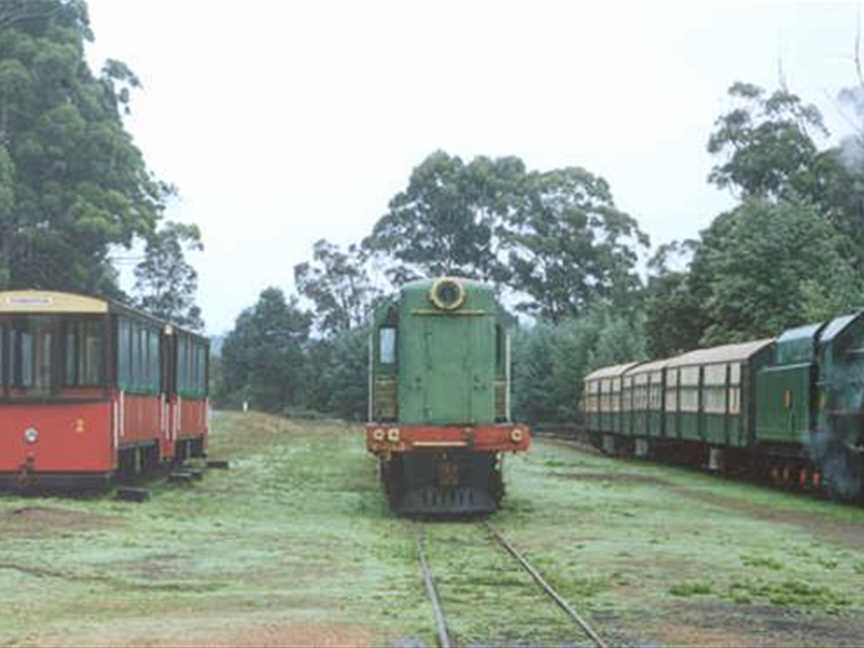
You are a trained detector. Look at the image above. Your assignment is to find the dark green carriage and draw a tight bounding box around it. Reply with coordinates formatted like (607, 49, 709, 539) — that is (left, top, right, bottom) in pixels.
(583, 362, 639, 451)
(626, 359, 668, 445)
(583, 311, 864, 490)
(664, 341, 773, 451)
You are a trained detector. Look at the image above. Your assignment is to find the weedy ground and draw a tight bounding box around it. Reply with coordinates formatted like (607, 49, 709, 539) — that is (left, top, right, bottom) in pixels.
(2, 413, 864, 646)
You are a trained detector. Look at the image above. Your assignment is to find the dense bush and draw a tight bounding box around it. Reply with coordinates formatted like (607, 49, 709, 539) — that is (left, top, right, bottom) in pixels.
(511, 309, 647, 423)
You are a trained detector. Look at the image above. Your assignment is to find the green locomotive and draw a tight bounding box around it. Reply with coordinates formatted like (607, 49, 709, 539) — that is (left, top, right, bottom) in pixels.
(583, 312, 864, 495)
(366, 277, 530, 514)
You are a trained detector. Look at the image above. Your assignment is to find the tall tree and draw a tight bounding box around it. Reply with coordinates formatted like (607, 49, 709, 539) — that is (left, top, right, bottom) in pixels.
(0, 0, 171, 294)
(507, 167, 648, 322)
(511, 308, 646, 423)
(317, 327, 369, 420)
(294, 239, 379, 336)
(707, 82, 828, 200)
(642, 241, 707, 357)
(364, 151, 524, 285)
(133, 221, 204, 330)
(690, 200, 861, 345)
(708, 81, 864, 266)
(221, 288, 311, 412)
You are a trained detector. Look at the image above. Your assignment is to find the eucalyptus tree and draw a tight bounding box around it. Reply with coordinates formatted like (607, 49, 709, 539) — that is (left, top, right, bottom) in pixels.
(708, 81, 864, 266)
(364, 150, 524, 287)
(133, 222, 204, 330)
(221, 288, 312, 412)
(691, 200, 861, 346)
(0, 0, 172, 293)
(642, 240, 706, 357)
(294, 239, 380, 336)
(507, 167, 648, 322)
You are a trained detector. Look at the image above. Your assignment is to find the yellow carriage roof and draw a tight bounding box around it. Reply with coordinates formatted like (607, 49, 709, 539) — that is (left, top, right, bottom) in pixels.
(0, 290, 108, 314)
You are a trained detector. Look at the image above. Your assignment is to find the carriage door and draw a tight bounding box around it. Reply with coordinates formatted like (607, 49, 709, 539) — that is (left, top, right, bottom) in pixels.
(160, 326, 176, 453)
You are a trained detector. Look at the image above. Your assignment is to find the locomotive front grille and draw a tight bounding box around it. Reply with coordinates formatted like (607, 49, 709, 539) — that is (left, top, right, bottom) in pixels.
(495, 380, 507, 420)
(396, 486, 497, 514)
(375, 377, 398, 419)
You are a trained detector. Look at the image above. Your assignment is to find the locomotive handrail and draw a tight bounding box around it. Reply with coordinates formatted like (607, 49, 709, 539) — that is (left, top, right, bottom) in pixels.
(410, 309, 488, 316)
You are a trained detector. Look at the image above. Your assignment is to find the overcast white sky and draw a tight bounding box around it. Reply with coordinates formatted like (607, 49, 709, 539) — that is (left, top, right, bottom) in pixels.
(85, 1, 861, 334)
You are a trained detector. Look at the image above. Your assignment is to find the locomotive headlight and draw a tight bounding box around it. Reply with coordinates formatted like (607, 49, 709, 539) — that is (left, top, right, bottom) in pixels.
(510, 428, 524, 443)
(23, 427, 39, 444)
(387, 427, 400, 443)
(372, 428, 386, 442)
(429, 277, 466, 311)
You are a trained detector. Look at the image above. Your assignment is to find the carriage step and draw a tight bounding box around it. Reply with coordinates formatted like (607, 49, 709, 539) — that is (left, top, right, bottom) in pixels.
(116, 487, 150, 502)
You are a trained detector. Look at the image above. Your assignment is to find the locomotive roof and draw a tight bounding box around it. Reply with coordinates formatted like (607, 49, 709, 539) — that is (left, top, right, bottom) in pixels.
(665, 338, 773, 368)
(584, 361, 641, 381)
(0, 290, 208, 343)
(820, 311, 863, 345)
(400, 277, 492, 293)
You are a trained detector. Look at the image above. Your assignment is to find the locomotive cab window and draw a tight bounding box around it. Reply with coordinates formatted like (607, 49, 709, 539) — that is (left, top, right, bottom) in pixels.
(379, 327, 396, 365)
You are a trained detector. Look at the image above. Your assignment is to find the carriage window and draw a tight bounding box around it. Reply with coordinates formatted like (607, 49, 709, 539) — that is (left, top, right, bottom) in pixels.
(379, 327, 396, 364)
(64, 320, 104, 386)
(149, 331, 160, 389)
(118, 318, 131, 386)
(9, 317, 57, 394)
(19, 331, 33, 386)
(117, 318, 161, 392)
(0, 316, 109, 397)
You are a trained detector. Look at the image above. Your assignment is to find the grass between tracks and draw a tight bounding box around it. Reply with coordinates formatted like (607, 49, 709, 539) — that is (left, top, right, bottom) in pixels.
(2, 414, 864, 646)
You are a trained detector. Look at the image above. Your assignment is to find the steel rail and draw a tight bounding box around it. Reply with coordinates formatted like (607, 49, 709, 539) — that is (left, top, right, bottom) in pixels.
(417, 535, 451, 648)
(483, 522, 608, 648)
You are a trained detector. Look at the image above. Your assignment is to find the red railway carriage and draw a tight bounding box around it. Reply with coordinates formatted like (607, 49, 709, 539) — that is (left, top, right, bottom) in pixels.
(0, 290, 209, 489)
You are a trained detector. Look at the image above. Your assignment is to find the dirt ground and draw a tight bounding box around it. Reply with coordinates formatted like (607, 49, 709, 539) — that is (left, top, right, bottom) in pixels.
(2, 414, 864, 647)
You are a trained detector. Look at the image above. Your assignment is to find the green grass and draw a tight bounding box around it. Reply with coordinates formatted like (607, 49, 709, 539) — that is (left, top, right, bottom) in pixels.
(669, 580, 714, 597)
(2, 416, 864, 646)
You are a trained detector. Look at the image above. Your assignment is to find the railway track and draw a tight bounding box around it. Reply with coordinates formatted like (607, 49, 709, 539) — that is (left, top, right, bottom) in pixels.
(415, 521, 607, 648)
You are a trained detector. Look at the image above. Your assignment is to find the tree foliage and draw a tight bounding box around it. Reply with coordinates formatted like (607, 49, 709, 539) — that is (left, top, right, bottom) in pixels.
(508, 167, 648, 321)
(364, 150, 524, 285)
(0, 0, 171, 294)
(707, 82, 828, 200)
(708, 81, 864, 267)
(642, 241, 706, 357)
(314, 328, 369, 420)
(512, 309, 646, 423)
(220, 288, 311, 412)
(294, 239, 379, 337)
(133, 221, 204, 330)
(364, 151, 647, 321)
(690, 200, 860, 345)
